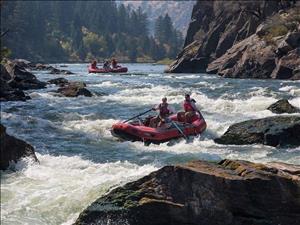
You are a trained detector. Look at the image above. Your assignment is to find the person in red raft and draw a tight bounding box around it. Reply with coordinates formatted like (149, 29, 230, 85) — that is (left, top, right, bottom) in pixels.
(111, 58, 121, 69)
(90, 60, 98, 69)
(178, 93, 202, 123)
(149, 97, 175, 128)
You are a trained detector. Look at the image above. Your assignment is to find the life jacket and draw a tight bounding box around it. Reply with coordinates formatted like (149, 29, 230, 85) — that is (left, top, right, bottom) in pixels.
(184, 100, 195, 112)
(159, 103, 169, 116)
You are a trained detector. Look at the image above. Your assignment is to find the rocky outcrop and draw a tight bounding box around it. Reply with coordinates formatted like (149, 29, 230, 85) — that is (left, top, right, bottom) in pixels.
(207, 31, 300, 79)
(214, 116, 300, 147)
(267, 99, 300, 114)
(13, 59, 74, 74)
(57, 82, 92, 97)
(167, 0, 299, 79)
(0, 124, 38, 170)
(0, 59, 47, 101)
(0, 64, 29, 101)
(74, 159, 300, 225)
(4, 59, 46, 90)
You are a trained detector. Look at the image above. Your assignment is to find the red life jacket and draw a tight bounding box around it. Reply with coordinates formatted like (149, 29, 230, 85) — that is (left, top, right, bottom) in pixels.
(184, 100, 195, 112)
(159, 103, 169, 117)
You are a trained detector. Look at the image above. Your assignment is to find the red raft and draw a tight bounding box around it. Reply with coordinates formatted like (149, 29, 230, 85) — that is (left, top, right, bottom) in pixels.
(88, 66, 128, 73)
(111, 113, 206, 145)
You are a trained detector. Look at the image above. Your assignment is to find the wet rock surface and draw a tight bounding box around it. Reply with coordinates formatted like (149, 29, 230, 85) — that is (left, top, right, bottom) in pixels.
(0, 124, 38, 170)
(267, 99, 299, 114)
(74, 159, 300, 225)
(49, 67, 74, 75)
(48, 77, 69, 86)
(57, 81, 92, 97)
(4, 59, 46, 90)
(214, 116, 300, 147)
(0, 60, 46, 101)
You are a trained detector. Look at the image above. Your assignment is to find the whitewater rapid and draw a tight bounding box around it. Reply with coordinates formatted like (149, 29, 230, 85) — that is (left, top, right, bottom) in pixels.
(1, 63, 300, 225)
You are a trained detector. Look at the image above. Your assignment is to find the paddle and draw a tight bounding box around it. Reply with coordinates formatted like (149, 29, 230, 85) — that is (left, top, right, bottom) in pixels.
(123, 109, 153, 123)
(171, 121, 188, 140)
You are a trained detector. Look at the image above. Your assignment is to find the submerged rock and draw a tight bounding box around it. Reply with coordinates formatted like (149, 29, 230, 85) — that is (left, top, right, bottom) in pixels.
(74, 159, 300, 225)
(0, 124, 38, 170)
(57, 82, 92, 97)
(214, 116, 300, 147)
(267, 99, 299, 114)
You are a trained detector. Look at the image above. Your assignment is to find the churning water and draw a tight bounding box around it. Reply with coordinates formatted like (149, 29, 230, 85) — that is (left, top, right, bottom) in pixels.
(1, 63, 300, 224)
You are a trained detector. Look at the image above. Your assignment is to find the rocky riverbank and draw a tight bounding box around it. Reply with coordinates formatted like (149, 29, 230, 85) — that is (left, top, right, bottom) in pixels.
(74, 159, 300, 225)
(167, 1, 300, 80)
(0, 59, 92, 100)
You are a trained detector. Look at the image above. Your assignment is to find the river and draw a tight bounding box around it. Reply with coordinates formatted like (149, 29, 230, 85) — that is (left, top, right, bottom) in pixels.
(1, 63, 300, 225)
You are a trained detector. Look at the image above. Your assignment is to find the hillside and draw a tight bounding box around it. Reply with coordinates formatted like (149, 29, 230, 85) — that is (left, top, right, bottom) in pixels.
(120, 0, 196, 35)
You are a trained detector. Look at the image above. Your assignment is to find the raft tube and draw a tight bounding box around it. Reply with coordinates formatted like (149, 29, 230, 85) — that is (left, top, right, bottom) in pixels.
(111, 114, 206, 144)
(88, 67, 128, 73)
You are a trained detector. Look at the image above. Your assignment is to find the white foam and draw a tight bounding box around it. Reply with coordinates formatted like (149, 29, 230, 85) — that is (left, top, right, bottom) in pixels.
(1, 154, 157, 225)
(62, 118, 119, 139)
(90, 81, 121, 88)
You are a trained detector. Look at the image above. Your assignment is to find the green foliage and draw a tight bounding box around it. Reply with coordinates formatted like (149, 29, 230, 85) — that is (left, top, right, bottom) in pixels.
(1, 47, 11, 61)
(1, 1, 184, 62)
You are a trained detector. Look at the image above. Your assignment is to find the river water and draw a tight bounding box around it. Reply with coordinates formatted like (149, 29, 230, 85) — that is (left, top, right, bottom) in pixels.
(1, 63, 300, 225)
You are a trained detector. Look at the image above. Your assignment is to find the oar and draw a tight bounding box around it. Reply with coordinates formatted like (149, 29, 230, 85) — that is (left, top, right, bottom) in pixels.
(171, 121, 188, 140)
(123, 109, 153, 123)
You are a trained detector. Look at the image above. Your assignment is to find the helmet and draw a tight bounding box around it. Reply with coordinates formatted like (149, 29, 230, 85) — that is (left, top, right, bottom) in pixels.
(185, 93, 190, 98)
(162, 97, 167, 101)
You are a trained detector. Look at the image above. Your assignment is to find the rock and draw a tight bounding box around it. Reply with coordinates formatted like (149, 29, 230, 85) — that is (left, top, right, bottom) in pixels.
(208, 34, 279, 79)
(168, 1, 292, 73)
(267, 99, 299, 114)
(47, 77, 69, 86)
(57, 82, 92, 97)
(49, 68, 74, 75)
(0, 64, 30, 101)
(13, 59, 32, 68)
(34, 63, 54, 70)
(271, 48, 300, 79)
(0, 124, 38, 170)
(168, 1, 299, 77)
(285, 32, 300, 49)
(214, 116, 300, 147)
(4, 60, 46, 90)
(74, 159, 300, 225)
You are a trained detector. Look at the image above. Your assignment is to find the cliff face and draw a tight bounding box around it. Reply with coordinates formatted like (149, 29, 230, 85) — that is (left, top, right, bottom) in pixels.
(167, 0, 299, 79)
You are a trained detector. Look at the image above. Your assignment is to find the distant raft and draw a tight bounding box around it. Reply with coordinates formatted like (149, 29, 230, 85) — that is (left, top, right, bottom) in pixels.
(111, 114, 206, 145)
(88, 66, 128, 73)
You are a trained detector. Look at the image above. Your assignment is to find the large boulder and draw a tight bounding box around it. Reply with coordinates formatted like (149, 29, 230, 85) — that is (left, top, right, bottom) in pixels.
(4, 60, 46, 90)
(214, 116, 300, 147)
(0, 64, 29, 101)
(267, 99, 300, 114)
(57, 82, 92, 97)
(74, 159, 300, 225)
(0, 124, 38, 170)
